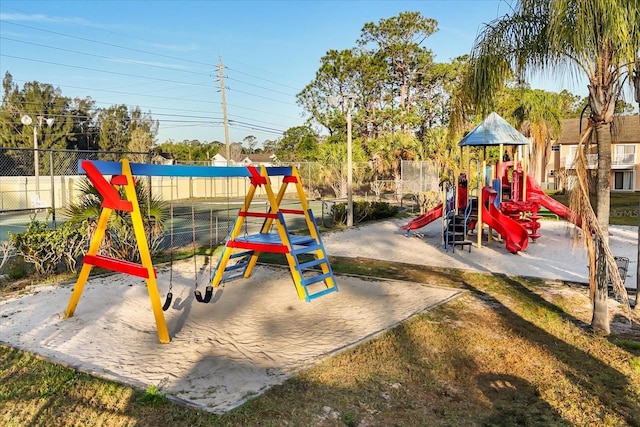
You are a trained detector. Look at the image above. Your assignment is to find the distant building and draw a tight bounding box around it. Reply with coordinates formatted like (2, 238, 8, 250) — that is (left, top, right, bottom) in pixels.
(212, 153, 276, 167)
(241, 153, 276, 166)
(211, 153, 230, 166)
(151, 153, 174, 165)
(547, 114, 640, 191)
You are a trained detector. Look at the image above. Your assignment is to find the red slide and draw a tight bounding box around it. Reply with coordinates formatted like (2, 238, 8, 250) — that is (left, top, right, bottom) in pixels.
(481, 187, 529, 253)
(525, 175, 581, 227)
(402, 204, 443, 235)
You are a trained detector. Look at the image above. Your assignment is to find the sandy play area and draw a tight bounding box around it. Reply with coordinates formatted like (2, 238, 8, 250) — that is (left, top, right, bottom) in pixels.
(1, 216, 636, 413)
(0, 257, 462, 413)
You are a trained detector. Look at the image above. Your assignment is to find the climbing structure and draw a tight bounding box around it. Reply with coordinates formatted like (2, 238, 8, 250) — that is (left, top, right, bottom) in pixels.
(210, 165, 337, 302)
(64, 159, 338, 343)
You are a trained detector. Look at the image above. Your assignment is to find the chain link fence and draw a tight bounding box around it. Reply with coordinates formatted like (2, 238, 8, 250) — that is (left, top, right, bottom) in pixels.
(0, 147, 150, 213)
(0, 149, 438, 269)
(400, 160, 440, 194)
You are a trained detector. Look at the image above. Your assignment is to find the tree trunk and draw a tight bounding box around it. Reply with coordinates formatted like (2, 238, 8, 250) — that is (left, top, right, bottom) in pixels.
(591, 122, 612, 334)
(591, 236, 610, 334)
(595, 123, 611, 237)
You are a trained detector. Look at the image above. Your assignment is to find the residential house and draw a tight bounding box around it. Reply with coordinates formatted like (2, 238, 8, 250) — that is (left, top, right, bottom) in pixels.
(213, 153, 276, 167)
(211, 153, 230, 166)
(239, 153, 276, 166)
(151, 152, 175, 165)
(547, 114, 640, 191)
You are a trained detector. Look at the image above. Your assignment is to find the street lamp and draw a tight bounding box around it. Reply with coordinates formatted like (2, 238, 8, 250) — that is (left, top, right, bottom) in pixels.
(21, 114, 54, 195)
(328, 94, 355, 227)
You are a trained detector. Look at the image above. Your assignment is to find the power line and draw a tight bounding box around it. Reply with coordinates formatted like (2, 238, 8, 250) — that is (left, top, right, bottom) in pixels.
(0, 36, 213, 77)
(0, 19, 217, 69)
(0, 17, 308, 140)
(1, 54, 212, 88)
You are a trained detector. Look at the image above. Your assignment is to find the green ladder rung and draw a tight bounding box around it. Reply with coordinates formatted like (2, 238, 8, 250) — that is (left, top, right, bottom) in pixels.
(297, 258, 328, 270)
(305, 286, 338, 302)
(301, 272, 334, 286)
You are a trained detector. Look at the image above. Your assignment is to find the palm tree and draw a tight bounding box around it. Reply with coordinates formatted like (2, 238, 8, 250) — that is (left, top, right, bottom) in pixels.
(469, 0, 639, 334)
(510, 88, 565, 184)
(634, 58, 640, 107)
(64, 178, 167, 263)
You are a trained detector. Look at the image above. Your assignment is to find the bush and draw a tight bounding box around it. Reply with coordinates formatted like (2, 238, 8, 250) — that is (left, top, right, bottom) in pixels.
(9, 219, 88, 276)
(331, 200, 399, 225)
(64, 178, 167, 263)
(5, 257, 28, 280)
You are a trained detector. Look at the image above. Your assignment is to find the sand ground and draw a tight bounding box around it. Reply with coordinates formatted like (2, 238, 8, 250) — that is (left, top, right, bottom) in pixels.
(0, 257, 461, 413)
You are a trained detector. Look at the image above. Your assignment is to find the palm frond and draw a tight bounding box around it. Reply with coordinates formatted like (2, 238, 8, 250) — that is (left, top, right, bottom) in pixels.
(569, 126, 629, 311)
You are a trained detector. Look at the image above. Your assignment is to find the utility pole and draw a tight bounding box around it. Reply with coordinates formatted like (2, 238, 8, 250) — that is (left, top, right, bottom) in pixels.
(219, 57, 231, 166)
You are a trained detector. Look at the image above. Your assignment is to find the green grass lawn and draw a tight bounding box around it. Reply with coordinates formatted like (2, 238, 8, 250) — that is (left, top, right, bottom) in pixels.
(549, 191, 640, 226)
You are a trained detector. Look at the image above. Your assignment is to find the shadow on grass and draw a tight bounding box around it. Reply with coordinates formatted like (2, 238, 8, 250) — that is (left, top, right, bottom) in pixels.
(476, 373, 568, 426)
(457, 271, 640, 425)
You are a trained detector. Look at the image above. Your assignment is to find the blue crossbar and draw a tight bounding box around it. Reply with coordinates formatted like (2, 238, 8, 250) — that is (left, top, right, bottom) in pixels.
(78, 160, 293, 178)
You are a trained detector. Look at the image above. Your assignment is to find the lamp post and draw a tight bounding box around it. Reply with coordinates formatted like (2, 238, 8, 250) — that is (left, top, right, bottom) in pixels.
(21, 114, 54, 195)
(345, 96, 354, 227)
(328, 94, 355, 227)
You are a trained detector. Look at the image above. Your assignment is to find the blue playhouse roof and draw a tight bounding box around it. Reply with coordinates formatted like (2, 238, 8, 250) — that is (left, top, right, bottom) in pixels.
(458, 112, 530, 147)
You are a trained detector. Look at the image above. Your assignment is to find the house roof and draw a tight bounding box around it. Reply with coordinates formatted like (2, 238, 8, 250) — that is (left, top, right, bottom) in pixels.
(557, 114, 640, 144)
(458, 112, 530, 147)
(246, 153, 275, 163)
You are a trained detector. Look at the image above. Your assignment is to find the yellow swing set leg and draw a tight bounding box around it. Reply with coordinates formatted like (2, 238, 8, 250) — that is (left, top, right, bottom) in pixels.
(64, 159, 170, 344)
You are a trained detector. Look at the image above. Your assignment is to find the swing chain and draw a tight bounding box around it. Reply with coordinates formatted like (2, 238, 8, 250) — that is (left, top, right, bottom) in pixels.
(193, 205, 214, 303)
(162, 204, 174, 311)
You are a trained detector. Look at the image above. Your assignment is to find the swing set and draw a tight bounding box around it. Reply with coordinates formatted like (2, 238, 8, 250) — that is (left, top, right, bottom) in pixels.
(64, 159, 338, 343)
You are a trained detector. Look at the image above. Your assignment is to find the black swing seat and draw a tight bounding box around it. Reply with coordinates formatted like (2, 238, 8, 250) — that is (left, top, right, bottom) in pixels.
(162, 292, 173, 311)
(194, 286, 214, 303)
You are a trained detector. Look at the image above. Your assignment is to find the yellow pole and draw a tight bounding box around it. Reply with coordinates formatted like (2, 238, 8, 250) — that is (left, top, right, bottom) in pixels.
(120, 160, 170, 344)
(65, 206, 112, 318)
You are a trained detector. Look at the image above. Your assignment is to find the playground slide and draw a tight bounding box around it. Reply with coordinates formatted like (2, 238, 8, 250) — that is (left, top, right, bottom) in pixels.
(401, 204, 444, 233)
(526, 176, 581, 227)
(482, 187, 529, 253)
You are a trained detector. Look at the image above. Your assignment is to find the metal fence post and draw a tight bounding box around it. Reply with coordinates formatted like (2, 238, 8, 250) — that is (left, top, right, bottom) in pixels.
(50, 150, 56, 228)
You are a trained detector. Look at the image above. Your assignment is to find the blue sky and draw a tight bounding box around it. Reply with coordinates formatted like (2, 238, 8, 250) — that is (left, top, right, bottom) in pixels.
(0, 0, 584, 146)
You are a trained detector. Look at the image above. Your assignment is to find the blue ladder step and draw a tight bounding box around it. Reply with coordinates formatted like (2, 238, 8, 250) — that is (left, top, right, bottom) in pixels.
(301, 272, 334, 286)
(297, 258, 328, 270)
(290, 243, 321, 255)
(305, 286, 338, 301)
(230, 250, 254, 259)
(224, 261, 249, 272)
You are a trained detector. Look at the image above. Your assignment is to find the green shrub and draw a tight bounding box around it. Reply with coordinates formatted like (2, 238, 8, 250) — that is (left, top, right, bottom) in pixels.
(9, 219, 88, 276)
(331, 200, 399, 225)
(5, 257, 28, 280)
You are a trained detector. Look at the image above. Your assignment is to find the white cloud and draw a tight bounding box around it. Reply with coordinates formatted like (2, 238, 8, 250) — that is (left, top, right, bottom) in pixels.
(1, 12, 93, 27)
